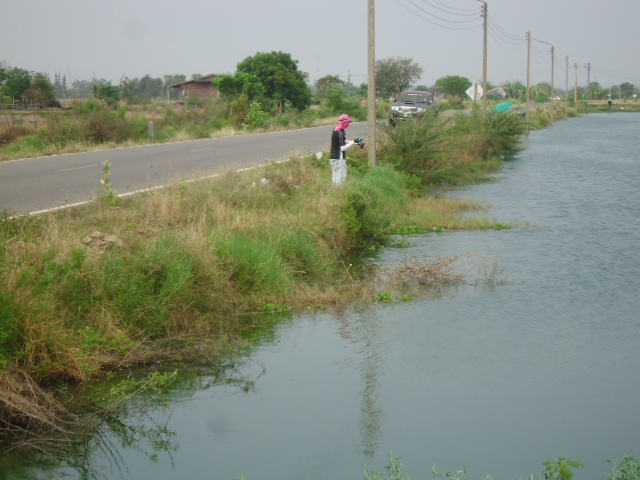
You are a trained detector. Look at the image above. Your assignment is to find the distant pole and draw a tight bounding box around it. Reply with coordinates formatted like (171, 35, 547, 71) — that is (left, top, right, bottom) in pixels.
(532, 37, 554, 123)
(565, 55, 569, 119)
(526, 30, 531, 133)
(534, 39, 554, 124)
(478, 0, 488, 115)
(574, 62, 579, 114)
(585, 62, 591, 100)
(368, 0, 377, 166)
(550, 45, 555, 123)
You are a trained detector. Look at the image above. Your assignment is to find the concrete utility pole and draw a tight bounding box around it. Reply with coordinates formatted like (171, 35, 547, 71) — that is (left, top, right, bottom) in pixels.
(565, 55, 569, 119)
(551, 45, 555, 123)
(533, 37, 554, 123)
(574, 62, 579, 114)
(367, 0, 377, 166)
(478, 0, 488, 115)
(526, 30, 531, 133)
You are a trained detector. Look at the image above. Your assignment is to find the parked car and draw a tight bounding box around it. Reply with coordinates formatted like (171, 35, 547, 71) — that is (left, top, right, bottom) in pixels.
(390, 90, 438, 125)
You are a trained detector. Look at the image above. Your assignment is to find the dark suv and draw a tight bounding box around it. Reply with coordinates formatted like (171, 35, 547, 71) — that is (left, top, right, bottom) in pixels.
(390, 90, 437, 125)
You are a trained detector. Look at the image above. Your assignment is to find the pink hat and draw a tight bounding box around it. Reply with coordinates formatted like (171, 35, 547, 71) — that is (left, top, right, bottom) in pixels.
(335, 114, 353, 131)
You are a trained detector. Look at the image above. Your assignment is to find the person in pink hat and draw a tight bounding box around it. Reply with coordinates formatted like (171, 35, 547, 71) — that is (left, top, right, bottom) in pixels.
(329, 114, 364, 185)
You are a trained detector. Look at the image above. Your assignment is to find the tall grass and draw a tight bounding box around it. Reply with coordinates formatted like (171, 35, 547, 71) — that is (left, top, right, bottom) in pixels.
(378, 110, 525, 186)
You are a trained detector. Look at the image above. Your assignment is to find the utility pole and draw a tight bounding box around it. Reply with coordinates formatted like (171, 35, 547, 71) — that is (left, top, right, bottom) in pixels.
(526, 30, 531, 134)
(550, 45, 555, 123)
(478, 0, 488, 115)
(533, 37, 554, 124)
(585, 62, 591, 100)
(565, 55, 569, 119)
(574, 62, 579, 114)
(367, 0, 377, 166)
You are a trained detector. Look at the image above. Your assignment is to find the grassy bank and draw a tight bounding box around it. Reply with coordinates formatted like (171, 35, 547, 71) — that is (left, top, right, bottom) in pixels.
(0, 109, 527, 455)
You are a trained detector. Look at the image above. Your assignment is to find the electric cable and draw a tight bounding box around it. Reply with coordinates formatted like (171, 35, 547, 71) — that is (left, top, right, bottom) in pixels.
(417, 0, 480, 17)
(404, 0, 482, 24)
(391, 0, 482, 30)
(427, 0, 479, 13)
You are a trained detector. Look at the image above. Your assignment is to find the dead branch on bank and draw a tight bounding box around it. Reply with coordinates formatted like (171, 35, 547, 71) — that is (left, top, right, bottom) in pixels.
(0, 370, 85, 454)
(375, 255, 466, 290)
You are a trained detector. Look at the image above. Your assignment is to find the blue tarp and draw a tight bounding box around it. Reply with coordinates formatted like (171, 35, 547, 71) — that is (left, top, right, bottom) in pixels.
(492, 102, 513, 112)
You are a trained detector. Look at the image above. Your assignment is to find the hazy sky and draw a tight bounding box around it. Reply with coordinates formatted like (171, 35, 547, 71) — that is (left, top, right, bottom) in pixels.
(2, 0, 638, 91)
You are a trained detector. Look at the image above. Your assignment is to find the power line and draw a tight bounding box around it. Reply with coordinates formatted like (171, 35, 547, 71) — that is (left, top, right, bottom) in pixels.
(487, 17, 526, 43)
(427, 0, 479, 13)
(488, 28, 527, 53)
(404, 0, 482, 23)
(391, 0, 482, 30)
(417, 0, 481, 17)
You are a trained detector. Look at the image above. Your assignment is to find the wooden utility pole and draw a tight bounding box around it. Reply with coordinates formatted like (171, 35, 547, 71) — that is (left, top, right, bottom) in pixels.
(565, 55, 569, 119)
(526, 30, 531, 134)
(479, 0, 488, 114)
(367, 0, 377, 166)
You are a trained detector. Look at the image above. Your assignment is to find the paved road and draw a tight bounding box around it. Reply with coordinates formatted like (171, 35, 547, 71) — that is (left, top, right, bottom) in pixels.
(0, 122, 368, 215)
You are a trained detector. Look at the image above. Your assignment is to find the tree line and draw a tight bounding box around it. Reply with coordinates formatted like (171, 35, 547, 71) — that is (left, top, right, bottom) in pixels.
(2, 53, 637, 110)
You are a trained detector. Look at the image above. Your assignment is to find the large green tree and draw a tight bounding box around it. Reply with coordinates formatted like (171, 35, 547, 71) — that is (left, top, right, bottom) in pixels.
(135, 75, 163, 99)
(376, 57, 423, 98)
(25, 73, 56, 106)
(436, 75, 472, 98)
(0, 66, 31, 99)
(588, 82, 608, 100)
(235, 51, 311, 110)
(619, 82, 635, 99)
(314, 74, 346, 104)
(213, 71, 265, 102)
(91, 82, 120, 104)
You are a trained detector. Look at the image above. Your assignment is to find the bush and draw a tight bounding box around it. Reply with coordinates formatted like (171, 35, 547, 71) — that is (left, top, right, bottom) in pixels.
(243, 102, 270, 130)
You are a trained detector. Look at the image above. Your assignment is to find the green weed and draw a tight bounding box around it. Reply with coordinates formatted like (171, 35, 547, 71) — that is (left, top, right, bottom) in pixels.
(607, 455, 640, 480)
(259, 303, 292, 313)
(375, 292, 394, 303)
(100, 160, 119, 205)
(542, 456, 583, 480)
(365, 453, 409, 480)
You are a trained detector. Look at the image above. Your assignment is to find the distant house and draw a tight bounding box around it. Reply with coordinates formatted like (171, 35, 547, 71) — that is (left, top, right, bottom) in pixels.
(170, 74, 219, 102)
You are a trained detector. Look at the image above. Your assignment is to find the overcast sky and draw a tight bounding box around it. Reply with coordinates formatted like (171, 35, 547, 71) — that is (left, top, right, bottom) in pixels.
(2, 0, 638, 92)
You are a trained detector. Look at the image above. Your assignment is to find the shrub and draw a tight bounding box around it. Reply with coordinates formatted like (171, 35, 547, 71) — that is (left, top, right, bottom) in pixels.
(243, 102, 270, 130)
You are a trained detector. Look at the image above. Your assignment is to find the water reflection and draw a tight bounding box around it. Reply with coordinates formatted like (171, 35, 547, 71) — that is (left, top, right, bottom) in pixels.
(335, 310, 386, 457)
